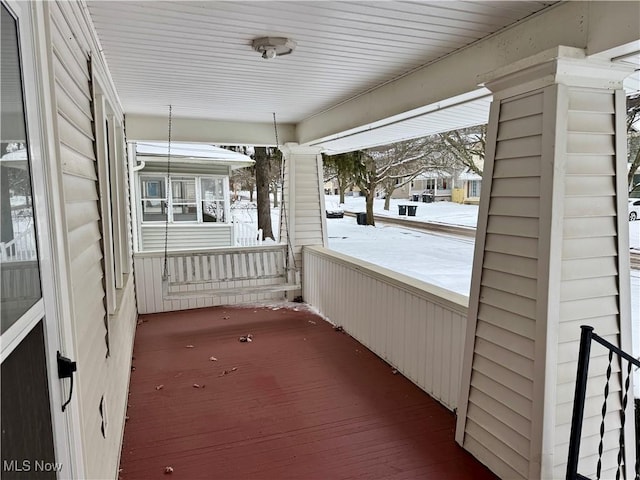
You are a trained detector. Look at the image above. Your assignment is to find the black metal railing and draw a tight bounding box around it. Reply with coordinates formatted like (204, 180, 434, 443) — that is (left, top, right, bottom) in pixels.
(567, 325, 640, 480)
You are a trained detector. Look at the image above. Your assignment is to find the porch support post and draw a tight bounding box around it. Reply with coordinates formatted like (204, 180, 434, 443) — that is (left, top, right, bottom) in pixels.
(455, 46, 635, 480)
(279, 143, 327, 298)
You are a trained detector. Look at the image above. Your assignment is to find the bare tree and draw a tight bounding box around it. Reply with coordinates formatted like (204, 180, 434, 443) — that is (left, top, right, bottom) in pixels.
(438, 125, 485, 176)
(254, 146, 274, 240)
(355, 139, 433, 225)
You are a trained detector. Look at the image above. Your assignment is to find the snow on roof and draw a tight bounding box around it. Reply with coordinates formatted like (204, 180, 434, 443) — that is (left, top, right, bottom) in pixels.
(136, 142, 254, 169)
(458, 171, 482, 181)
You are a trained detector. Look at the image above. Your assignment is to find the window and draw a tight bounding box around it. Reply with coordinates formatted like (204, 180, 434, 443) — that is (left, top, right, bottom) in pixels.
(0, 3, 41, 333)
(201, 177, 226, 223)
(140, 175, 228, 224)
(140, 176, 166, 222)
(171, 177, 197, 221)
(469, 180, 481, 197)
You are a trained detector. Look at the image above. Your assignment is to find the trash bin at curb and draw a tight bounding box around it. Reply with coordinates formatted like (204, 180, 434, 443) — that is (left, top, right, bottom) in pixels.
(407, 205, 417, 216)
(398, 205, 407, 215)
(425, 195, 434, 203)
(356, 212, 367, 225)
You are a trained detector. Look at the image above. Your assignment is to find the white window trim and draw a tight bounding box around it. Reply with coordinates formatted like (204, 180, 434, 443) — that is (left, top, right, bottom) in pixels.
(93, 92, 116, 315)
(169, 176, 198, 223)
(93, 85, 129, 313)
(139, 173, 230, 225)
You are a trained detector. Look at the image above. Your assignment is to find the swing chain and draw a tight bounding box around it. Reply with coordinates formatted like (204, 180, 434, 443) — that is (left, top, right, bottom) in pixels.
(162, 105, 172, 279)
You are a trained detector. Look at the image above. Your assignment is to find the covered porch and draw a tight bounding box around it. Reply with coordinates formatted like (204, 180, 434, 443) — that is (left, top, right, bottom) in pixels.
(2, 1, 639, 480)
(121, 305, 495, 479)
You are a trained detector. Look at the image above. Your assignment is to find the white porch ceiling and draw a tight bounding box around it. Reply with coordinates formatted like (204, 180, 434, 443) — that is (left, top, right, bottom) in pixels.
(86, 1, 554, 129)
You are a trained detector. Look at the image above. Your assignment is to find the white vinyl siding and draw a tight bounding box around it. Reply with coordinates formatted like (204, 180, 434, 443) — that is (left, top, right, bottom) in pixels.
(552, 88, 623, 480)
(141, 162, 230, 176)
(140, 224, 232, 251)
(303, 246, 467, 410)
(463, 90, 543, 480)
(459, 79, 632, 479)
(281, 151, 325, 268)
(48, 2, 137, 479)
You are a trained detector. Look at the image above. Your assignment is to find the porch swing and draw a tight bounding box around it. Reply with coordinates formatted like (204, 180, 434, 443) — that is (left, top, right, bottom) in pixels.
(160, 108, 301, 301)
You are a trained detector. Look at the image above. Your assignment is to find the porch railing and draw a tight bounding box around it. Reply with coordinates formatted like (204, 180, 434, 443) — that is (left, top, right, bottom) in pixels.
(233, 221, 263, 247)
(567, 325, 640, 480)
(0, 224, 37, 262)
(302, 245, 468, 411)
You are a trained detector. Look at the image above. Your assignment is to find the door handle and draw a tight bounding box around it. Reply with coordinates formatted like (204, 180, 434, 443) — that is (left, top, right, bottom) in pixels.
(57, 351, 77, 412)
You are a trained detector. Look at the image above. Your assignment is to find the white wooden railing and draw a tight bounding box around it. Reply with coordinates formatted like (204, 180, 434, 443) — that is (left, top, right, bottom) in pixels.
(233, 221, 263, 247)
(0, 224, 37, 262)
(303, 245, 469, 411)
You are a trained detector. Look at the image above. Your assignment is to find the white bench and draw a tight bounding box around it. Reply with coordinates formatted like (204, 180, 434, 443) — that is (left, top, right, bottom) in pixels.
(161, 244, 300, 300)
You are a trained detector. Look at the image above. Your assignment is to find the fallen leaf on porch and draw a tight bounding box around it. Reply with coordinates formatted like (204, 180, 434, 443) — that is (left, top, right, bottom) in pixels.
(223, 316, 230, 320)
(391, 369, 398, 375)
(185, 345, 195, 348)
(334, 326, 344, 332)
(231, 367, 237, 371)
(164, 466, 173, 474)
(155, 384, 164, 390)
(193, 383, 205, 388)
(209, 356, 218, 361)
(308, 320, 316, 325)
(239, 334, 254, 343)
(125, 416, 129, 422)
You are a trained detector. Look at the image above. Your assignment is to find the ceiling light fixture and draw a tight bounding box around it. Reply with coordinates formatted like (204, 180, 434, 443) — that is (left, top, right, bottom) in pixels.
(252, 37, 296, 59)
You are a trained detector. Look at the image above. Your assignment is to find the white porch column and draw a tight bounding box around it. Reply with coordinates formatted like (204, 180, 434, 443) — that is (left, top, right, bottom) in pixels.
(279, 144, 327, 296)
(456, 47, 635, 480)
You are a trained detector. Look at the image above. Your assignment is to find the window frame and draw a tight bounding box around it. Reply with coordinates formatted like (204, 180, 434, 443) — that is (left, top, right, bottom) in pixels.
(93, 86, 129, 314)
(139, 173, 230, 225)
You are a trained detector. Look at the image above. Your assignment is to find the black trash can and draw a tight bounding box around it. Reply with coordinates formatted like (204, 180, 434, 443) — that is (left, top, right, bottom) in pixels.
(425, 195, 434, 203)
(398, 205, 407, 215)
(356, 212, 367, 225)
(407, 205, 417, 216)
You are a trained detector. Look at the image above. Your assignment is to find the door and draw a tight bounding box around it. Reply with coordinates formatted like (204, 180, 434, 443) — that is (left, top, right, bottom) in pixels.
(1, 2, 61, 478)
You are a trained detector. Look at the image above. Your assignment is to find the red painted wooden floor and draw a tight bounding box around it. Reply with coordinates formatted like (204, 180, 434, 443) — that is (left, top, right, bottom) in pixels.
(120, 305, 496, 480)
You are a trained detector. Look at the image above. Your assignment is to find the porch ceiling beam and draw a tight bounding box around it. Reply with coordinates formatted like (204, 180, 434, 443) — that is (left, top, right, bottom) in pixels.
(296, 1, 640, 146)
(125, 114, 296, 146)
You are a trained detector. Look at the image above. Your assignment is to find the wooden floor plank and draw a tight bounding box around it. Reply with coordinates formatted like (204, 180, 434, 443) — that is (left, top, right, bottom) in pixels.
(120, 305, 496, 479)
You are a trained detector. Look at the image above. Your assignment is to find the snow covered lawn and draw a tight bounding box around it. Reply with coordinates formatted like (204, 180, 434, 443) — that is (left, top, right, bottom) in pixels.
(326, 195, 639, 396)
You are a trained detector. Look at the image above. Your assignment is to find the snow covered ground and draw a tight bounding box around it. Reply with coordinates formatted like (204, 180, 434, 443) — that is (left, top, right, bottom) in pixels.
(326, 195, 640, 396)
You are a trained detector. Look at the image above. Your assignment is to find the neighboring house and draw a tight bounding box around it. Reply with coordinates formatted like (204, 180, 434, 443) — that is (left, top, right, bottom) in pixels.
(133, 142, 254, 252)
(409, 171, 452, 202)
(453, 170, 482, 205)
(323, 178, 362, 197)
